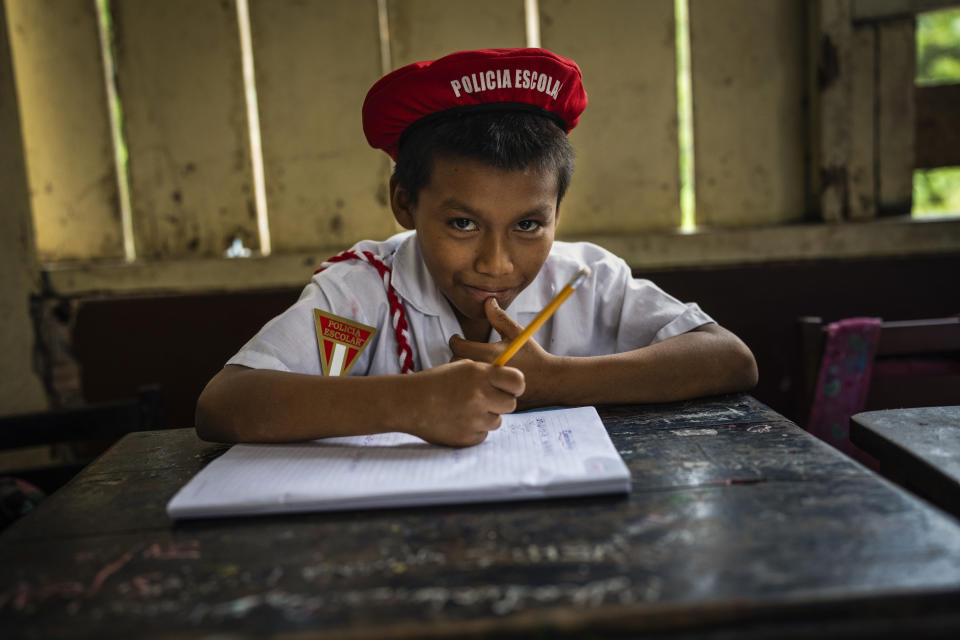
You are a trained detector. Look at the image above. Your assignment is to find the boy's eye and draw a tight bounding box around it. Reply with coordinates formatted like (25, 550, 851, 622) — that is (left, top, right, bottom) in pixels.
(516, 220, 542, 232)
(449, 218, 477, 231)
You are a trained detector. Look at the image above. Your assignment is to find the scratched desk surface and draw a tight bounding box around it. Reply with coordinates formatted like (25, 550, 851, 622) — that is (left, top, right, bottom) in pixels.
(851, 406, 960, 520)
(3, 394, 960, 639)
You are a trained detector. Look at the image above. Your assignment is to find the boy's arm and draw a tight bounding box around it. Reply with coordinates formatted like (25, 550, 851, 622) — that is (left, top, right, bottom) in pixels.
(195, 360, 524, 446)
(449, 298, 758, 408)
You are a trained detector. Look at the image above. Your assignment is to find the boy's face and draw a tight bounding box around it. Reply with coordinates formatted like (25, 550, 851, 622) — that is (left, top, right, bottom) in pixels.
(391, 155, 559, 328)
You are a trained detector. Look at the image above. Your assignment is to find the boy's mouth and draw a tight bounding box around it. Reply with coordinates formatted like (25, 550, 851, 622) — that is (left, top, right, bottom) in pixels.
(462, 284, 517, 307)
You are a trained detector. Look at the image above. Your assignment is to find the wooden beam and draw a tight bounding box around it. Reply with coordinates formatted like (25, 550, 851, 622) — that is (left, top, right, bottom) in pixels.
(542, 0, 681, 232)
(5, 0, 123, 261)
(877, 18, 917, 215)
(852, 0, 960, 22)
(877, 317, 960, 354)
(249, 0, 393, 253)
(43, 219, 960, 295)
(0, 1, 49, 414)
(849, 24, 878, 220)
(692, 0, 808, 227)
(388, 0, 525, 67)
(915, 84, 960, 169)
(112, 0, 256, 259)
(809, 0, 855, 222)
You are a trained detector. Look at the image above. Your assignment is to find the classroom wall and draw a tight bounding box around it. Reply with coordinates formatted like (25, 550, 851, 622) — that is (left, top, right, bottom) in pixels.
(9, 0, 955, 273)
(3, 0, 960, 423)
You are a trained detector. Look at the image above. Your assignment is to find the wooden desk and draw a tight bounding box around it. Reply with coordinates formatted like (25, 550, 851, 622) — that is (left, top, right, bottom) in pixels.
(4, 394, 960, 638)
(851, 406, 960, 520)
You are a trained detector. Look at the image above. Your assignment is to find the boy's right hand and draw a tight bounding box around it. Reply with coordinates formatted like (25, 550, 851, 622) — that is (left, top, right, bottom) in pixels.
(407, 360, 524, 447)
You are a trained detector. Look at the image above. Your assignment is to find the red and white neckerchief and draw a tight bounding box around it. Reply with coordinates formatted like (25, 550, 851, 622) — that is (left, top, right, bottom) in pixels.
(314, 250, 415, 374)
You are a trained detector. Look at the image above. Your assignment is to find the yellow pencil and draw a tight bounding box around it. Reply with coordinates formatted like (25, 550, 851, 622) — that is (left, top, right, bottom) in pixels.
(493, 266, 591, 366)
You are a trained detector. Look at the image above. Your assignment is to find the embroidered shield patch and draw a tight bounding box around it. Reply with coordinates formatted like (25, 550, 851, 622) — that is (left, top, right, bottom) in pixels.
(313, 309, 377, 376)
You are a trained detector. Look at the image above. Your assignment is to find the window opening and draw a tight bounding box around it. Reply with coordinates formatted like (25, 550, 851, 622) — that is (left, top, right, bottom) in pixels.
(525, 0, 541, 48)
(96, 0, 135, 261)
(236, 0, 271, 255)
(675, 0, 696, 231)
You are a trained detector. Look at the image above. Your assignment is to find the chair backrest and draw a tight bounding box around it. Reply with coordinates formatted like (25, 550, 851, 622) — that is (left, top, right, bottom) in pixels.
(0, 385, 163, 494)
(0, 385, 163, 450)
(795, 316, 960, 426)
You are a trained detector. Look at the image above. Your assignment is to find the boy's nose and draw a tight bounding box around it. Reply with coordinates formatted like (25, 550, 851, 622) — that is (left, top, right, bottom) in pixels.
(475, 235, 514, 277)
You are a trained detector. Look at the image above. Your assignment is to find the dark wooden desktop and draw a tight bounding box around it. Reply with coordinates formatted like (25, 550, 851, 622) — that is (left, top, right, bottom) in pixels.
(3, 394, 960, 638)
(852, 405, 960, 521)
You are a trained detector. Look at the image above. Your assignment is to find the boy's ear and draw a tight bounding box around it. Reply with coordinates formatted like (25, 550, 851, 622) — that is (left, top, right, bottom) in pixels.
(389, 175, 416, 230)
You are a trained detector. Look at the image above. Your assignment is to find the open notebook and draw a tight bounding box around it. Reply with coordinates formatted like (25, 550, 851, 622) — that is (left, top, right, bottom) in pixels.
(167, 406, 630, 519)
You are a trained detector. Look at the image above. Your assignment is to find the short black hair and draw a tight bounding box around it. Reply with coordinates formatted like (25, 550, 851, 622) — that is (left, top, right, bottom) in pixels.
(393, 110, 575, 206)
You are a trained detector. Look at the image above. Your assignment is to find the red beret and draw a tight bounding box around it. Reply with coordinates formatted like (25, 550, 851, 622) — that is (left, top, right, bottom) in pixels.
(362, 48, 588, 160)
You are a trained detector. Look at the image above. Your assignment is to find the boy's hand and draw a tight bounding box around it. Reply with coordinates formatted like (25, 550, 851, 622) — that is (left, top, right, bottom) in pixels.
(449, 297, 558, 408)
(409, 359, 524, 447)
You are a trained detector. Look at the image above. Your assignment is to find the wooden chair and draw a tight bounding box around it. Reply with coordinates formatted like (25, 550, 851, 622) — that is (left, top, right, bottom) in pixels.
(795, 316, 960, 495)
(0, 385, 163, 493)
(796, 316, 960, 425)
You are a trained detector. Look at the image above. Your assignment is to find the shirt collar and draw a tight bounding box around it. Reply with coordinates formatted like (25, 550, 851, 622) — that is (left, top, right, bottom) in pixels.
(391, 231, 552, 317)
(390, 232, 450, 317)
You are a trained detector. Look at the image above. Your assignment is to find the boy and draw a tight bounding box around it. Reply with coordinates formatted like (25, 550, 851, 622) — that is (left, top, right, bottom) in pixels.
(196, 48, 757, 447)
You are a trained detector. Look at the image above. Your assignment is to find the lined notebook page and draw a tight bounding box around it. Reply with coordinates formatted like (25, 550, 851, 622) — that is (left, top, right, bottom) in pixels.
(167, 406, 630, 519)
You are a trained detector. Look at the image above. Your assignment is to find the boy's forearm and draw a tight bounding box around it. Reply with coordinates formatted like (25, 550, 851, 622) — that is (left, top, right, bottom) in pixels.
(196, 360, 524, 446)
(526, 325, 758, 408)
(196, 366, 417, 443)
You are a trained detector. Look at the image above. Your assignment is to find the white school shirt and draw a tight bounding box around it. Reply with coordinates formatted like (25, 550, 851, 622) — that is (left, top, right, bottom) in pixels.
(226, 231, 714, 375)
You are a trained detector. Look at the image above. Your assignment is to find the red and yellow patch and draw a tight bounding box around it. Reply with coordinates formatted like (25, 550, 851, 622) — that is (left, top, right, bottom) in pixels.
(313, 310, 377, 376)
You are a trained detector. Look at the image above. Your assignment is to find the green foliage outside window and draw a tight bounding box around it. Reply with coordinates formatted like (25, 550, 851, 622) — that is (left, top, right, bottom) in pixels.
(913, 8, 960, 217)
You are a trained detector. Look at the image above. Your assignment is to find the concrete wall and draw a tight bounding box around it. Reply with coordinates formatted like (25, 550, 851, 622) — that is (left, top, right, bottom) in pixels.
(0, 2, 48, 416)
